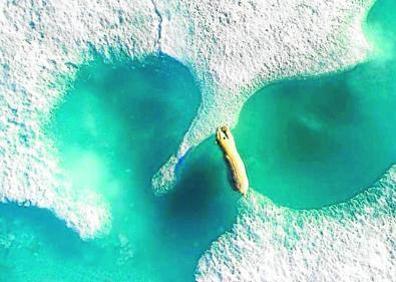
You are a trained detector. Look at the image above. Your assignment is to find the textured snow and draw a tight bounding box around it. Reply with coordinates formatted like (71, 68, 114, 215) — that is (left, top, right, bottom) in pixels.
(196, 166, 396, 282)
(0, 0, 378, 238)
(0, 0, 158, 238)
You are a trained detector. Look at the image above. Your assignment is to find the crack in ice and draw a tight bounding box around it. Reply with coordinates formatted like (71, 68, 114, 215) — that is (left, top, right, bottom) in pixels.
(150, 0, 163, 52)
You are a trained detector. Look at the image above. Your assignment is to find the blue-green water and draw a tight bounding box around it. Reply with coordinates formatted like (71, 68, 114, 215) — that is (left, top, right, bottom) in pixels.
(1, 0, 396, 281)
(235, 0, 396, 209)
(1, 55, 238, 281)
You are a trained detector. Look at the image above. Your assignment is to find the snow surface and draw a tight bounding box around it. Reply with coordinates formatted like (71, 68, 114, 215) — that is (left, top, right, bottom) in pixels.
(2, 0, 396, 280)
(196, 166, 396, 281)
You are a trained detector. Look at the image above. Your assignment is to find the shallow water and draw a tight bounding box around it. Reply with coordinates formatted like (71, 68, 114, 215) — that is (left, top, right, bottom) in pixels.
(235, 0, 396, 209)
(1, 55, 238, 281)
(0, 0, 395, 281)
(236, 64, 396, 209)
